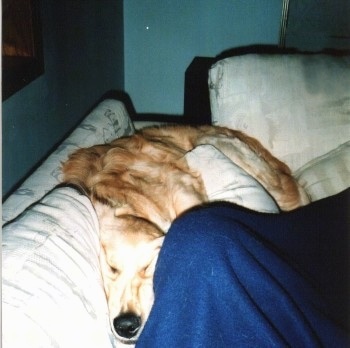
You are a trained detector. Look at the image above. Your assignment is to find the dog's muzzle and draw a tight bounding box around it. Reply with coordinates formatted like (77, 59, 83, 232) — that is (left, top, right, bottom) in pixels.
(113, 313, 141, 339)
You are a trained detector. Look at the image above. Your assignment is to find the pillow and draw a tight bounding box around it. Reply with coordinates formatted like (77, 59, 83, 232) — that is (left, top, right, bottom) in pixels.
(2, 99, 135, 225)
(209, 54, 350, 172)
(2, 187, 117, 348)
(184, 145, 279, 213)
(294, 141, 350, 201)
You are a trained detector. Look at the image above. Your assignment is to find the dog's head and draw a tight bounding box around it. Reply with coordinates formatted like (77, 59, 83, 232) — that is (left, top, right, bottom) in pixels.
(97, 207, 165, 344)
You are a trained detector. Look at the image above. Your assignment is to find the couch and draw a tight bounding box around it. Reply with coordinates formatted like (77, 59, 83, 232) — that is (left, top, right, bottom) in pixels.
(3, 52, 350, 347)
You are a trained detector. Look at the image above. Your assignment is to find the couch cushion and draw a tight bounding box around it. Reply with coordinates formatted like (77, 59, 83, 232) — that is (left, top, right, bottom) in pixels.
(2, 187, 117, 348)
(294, 141, 350, 201)
(2, 99, 135, 225)
(185, 145, 279, 213)
(209, 54, 350, 172)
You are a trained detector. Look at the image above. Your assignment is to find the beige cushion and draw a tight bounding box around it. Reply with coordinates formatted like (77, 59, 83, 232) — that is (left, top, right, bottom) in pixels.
(294, 141, 350, 201)
(185, 145, 279, 213)
(209, 54, 350, 172)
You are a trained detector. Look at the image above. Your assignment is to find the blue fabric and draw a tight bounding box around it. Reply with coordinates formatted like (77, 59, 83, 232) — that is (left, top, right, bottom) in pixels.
(137, 189, 350, 347)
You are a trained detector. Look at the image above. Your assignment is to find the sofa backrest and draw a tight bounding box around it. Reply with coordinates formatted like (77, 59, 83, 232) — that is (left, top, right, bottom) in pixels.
(209, 53, 350, 172)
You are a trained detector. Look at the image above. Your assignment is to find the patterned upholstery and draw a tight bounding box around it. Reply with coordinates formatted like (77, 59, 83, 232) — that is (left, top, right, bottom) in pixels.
(209, 53, 350, 200)
(2, 187, 117, 347)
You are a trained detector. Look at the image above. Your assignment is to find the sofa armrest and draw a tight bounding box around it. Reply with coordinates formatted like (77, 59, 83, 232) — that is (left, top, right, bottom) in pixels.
(2, 187, 117, 347)
(2, 99, 135, 225)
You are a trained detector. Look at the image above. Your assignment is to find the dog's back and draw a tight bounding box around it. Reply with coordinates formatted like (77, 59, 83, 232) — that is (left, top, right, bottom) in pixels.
(62, 124, 309, 223)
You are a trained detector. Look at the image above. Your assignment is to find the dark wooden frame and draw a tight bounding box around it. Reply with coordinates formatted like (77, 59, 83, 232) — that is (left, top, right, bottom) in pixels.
(2, 0, 44, 100)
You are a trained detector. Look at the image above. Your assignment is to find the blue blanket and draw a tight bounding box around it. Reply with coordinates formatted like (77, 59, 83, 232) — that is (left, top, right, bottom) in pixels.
(137, 189, 350, 347)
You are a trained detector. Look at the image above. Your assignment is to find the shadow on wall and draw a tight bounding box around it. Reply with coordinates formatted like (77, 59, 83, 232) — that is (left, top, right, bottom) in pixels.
(91, 90, 137, 120)
(100, 90, 193, 125)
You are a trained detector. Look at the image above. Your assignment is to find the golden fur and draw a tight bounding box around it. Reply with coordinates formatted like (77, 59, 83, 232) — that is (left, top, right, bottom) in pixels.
(62, 124, 309, 343)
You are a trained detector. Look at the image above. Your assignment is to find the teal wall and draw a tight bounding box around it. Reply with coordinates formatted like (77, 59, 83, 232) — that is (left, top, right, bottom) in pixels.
(2, 0, 124, 198)
(124, 0, 282, 115)
(3, 0, 285, 198)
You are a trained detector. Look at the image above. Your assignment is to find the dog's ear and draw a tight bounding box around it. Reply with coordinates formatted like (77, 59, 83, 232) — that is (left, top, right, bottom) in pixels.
(61, 144, 110, 191)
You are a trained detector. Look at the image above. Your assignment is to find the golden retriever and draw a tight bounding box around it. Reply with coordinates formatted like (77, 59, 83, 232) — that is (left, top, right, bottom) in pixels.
(62, 124, 309, 344)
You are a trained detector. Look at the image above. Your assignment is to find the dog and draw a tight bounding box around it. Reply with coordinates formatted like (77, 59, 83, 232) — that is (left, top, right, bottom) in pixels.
(62, 124, 309, 344)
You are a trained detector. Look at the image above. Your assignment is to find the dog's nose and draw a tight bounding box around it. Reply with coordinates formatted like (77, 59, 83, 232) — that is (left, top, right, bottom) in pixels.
(113, 313, 141, 339)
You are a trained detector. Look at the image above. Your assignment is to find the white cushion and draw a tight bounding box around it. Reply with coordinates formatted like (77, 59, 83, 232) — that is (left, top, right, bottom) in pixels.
(294, 141, 350, 201)
(2, 187, 117, 348)
(185, 145, 279, 213)
(2, 99, 135, 225)
(209, 54, 350, 172)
